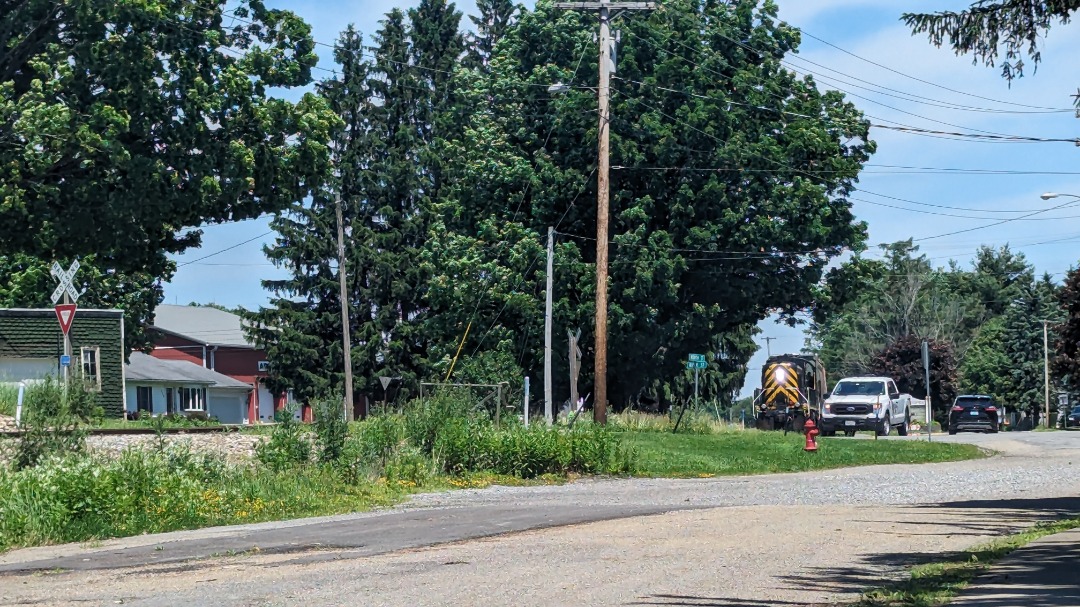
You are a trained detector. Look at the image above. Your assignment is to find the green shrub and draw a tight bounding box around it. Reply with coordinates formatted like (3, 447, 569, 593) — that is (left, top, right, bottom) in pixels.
(4, 414, 86, 471)
(430, 415, 633, 478)
(254, 407, 311, 471)
(22, 378, 65, 420)
(384, 446, 434, 487)
(313, 398, 348, 464)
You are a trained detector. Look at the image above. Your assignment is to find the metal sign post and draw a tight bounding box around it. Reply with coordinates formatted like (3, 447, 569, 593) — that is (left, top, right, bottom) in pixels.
(50, 261, 83, 385)
(676, 354, 707, 433)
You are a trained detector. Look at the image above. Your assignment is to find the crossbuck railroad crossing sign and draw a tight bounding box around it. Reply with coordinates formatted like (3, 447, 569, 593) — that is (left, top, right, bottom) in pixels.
(50, 260, 84, 304)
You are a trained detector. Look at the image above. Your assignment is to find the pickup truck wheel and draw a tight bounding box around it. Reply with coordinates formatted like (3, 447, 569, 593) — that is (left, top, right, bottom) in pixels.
(877, 417, 890, 437)
(897, 412, 909, 436)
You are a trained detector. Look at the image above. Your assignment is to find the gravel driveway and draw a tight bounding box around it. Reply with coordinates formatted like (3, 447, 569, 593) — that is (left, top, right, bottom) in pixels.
(3, 432, 1080, 607)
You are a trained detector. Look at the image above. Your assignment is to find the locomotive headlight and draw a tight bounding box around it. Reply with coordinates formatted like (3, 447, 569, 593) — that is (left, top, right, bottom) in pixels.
(774, 367, 787, 383)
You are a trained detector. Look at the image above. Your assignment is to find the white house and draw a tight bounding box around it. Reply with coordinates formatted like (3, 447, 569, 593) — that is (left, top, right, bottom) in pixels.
(125, 352, 252, 424)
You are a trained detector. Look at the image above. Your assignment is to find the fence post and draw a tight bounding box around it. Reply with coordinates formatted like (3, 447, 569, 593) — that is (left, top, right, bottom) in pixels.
(496, 384, 502, 427)
(524, 376, 530, 427)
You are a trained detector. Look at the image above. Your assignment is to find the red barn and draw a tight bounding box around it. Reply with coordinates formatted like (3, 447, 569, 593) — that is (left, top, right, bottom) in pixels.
(149, 304, 287, 424)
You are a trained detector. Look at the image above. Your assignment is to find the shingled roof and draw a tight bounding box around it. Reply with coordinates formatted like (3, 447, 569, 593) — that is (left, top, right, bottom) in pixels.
(126, 352, 251, 389)
(151, 304, 253, 348)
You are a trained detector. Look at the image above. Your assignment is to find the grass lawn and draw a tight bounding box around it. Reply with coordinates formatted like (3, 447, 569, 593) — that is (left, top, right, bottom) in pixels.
(622, 430, 984, 477)
(857, 517, 1080, 606)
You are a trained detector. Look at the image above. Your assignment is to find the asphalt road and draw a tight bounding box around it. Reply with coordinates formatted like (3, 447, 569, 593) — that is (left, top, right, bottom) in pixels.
(3, 431, 1080, 606)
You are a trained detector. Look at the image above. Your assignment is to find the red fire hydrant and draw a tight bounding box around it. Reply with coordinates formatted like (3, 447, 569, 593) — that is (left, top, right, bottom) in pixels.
(804, 418, 820, 452)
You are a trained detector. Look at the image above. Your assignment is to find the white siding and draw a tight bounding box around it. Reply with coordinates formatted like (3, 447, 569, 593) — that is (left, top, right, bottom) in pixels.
(0, 358, 56, 382)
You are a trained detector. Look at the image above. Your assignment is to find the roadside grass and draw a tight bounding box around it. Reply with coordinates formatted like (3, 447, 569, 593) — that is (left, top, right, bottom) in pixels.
(857, 517, 1080, 606)
(0, 384, 17, 417)
(623, 431, 984, 477)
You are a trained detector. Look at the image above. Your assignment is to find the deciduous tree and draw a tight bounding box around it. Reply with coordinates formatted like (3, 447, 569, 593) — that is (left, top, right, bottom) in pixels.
(1, 0, 334, 281)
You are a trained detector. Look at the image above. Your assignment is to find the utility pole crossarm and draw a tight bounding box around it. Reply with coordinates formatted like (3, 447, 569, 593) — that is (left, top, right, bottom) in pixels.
(553, 2, 655, 7)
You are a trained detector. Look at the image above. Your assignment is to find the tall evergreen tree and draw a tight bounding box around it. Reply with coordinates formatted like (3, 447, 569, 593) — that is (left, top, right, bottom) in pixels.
(465, 0, 518, 69)
(429, 0, 876, 408)
(1053, 266, 1080, 390)
(356, 10, 435, 392)
(246, 26, 371, 401)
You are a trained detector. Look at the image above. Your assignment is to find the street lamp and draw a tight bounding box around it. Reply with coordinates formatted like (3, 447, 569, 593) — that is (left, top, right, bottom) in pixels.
(1036, 192, 1080, 424)
(547, 82, 571, 94)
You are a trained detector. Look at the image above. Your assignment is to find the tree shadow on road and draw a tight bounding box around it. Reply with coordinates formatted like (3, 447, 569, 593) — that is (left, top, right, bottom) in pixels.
(777, 497, 1080, 604)
(625, 595, 830, 607)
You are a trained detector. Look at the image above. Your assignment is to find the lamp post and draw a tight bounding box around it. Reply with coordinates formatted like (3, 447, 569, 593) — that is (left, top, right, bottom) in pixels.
(1037, 192, 1080, 427)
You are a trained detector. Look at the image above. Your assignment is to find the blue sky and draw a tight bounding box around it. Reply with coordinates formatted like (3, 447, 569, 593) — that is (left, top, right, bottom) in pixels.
(165, 0, 1080, 396)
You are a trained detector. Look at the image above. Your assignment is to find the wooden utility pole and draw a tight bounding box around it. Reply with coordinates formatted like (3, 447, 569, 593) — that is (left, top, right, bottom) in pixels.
(545, 226, 554, 425)
(335, 194, 354, 421)
(553, 0, 655, 425)
(762, 336, 776, 357)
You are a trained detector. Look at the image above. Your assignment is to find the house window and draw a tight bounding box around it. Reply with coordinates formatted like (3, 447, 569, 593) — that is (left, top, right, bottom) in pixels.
(136, 386, 153, 412)
(179, 387, 206, 411)
(258, 361, 270, 372)
(165, 387, 175, 414)
(81, 346, 101, 391)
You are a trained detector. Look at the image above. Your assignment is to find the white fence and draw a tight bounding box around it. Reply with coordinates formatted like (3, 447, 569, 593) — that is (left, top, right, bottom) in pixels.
(908, 397, 929, 427)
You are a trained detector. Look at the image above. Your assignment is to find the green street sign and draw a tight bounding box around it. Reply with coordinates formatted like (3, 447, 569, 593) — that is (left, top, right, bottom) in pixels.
(686, 361, 707, 370)
(687, 353, 706, 363)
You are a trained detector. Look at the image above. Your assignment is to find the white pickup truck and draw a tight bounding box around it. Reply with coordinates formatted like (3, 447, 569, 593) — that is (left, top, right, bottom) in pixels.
(820, 376, 912, 437)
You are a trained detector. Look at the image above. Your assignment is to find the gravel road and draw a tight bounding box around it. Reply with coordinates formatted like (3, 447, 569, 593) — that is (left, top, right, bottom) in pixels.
(3, 432, 1080, 607)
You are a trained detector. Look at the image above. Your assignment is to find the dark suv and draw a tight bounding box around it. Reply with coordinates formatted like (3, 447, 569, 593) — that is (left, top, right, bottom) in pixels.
(1062, 406, 1080, 429)
(948, 395, 1000, 434)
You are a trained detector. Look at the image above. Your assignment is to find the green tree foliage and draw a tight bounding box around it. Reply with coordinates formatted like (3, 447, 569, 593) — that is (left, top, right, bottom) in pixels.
(1, 0, 335, 282)
(903, 1, 1080, 89)
(245, 25, 371, 401)
(814, 239, 1062, 417)
(427, 0, 875, 409)
(0, 255, 162, 353)
(809, 241, 980, 377)
(1053, 266, 1080, 389)
(868, 335, 957, 420)
(249, 3, 465, 402)
(464, 0, 518, 69)
(960, 316, 1011, 403)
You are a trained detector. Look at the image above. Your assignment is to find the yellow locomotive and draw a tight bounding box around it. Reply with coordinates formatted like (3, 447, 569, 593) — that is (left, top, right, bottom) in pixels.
(754, 354, 828, 432)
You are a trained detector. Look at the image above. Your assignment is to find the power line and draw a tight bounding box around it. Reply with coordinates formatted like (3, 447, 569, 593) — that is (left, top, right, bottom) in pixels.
(176, 232, 273, 267)
(853, 197, 1080, 221)
(913, 197, 1080, 242)
(622, 18, 1077, 145)
(612, 163, 1080, 177)
(796, 29, 1073, 112)
(781, 52, 1073, 115)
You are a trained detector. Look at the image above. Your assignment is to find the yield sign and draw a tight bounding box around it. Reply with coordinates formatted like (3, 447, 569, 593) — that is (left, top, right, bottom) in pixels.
(55, 304, 77, 335)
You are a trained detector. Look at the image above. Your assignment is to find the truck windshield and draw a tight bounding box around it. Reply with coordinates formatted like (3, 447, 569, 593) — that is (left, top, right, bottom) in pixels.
(833, 381, 885, 396)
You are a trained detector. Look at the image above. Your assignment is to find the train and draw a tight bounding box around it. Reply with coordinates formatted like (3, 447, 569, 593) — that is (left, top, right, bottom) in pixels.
(753, 354, 829, 432)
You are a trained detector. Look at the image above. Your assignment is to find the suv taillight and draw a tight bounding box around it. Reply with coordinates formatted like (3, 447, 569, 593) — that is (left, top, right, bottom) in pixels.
(951, 405, 964, 412)
(985, 406, 997, 412)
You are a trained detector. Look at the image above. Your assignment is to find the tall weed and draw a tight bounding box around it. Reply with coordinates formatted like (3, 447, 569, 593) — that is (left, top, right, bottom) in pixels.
(0, 446, 398, 551)
(255, 406, 312, 471)
(313, 397, 348, 463)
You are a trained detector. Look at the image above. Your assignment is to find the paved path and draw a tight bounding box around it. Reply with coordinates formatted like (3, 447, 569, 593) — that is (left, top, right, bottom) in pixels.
(952, 527, 1080, 607)
(2, 431, 1079, 606)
